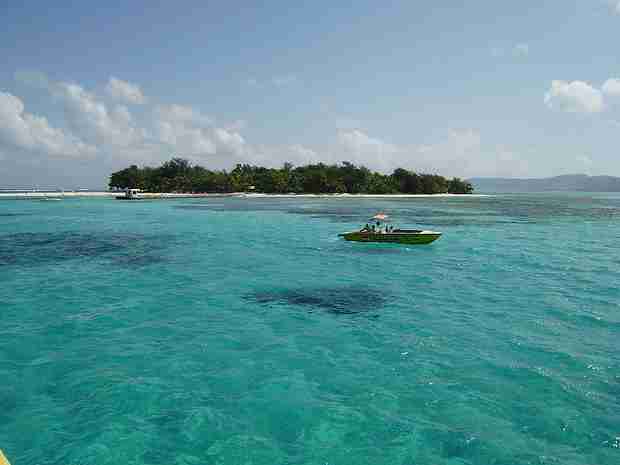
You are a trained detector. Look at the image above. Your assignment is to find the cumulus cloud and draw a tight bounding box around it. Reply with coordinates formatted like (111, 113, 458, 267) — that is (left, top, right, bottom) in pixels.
(242, 144, 319, 168)
(3, 72, 543, 182)
(333, 128, 486, 176)
(331, 127, 527, 178)
(154, 103, 212, 126)
(105, 77, 147, 104)
(0, 91, 96, 158)
(336, 129, 400, 172)
(544, 80, 604, 113)
(416, 129, 482, 174)
(414, 129, 539, 178)
(602, 78, 620, 97)
(0, 71, 539, 181)
(153, 103, 245, 158)
(288, 144, 318, 162)
(225, 119, 246, 132)
(3, 72, 258, 169)
(212, 127, 246, 155)
(53, 81, 142, 147)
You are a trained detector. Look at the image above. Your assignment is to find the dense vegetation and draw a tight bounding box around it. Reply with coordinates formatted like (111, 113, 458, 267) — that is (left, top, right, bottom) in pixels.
(109, 158, 473, 194)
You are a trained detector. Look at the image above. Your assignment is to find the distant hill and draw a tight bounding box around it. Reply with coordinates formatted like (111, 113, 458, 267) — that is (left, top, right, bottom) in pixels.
(469, 174, 620, 193)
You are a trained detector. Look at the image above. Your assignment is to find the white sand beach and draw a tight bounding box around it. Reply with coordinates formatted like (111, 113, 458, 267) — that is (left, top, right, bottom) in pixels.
(0, 191, 117, 199)
(0, 191, 489, 200)
(238, 193, 490, 198)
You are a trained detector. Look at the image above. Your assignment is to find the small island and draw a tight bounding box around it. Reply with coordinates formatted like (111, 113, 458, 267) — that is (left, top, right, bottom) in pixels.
(109, 158, 473, 195)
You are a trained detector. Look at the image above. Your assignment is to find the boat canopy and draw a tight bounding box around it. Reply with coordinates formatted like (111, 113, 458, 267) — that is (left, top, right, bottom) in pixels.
(370, 213, 390, 222)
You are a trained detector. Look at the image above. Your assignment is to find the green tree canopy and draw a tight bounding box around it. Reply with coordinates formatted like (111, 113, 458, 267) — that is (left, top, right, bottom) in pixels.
(109, 159, 473, 195)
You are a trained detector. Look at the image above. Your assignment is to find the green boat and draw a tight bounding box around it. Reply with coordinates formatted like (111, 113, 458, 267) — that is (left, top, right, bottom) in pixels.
(339, 213, 441, 245)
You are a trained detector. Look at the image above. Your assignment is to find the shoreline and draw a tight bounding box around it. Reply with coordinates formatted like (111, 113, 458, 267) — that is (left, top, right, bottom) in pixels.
(0, 191, 489, 200)
(0, 191, 117, 199)
(237, 193, 489, 198)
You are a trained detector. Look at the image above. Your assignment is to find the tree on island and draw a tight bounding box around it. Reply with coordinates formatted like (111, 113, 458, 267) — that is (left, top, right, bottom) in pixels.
(109, 158, 474, 194)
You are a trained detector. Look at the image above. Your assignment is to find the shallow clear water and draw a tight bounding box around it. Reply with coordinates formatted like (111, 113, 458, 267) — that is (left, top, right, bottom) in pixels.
(1, 194, 619, 465)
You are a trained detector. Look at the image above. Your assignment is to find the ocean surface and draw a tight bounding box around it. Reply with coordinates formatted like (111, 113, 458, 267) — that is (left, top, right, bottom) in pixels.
(0, 193, 618, 465)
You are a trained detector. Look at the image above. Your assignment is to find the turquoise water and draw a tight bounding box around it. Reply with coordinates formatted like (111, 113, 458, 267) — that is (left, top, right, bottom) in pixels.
(1, 194, 619, 465)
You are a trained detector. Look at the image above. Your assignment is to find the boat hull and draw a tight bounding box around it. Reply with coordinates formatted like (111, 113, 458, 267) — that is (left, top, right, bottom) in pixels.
(339, 231, 441, 244)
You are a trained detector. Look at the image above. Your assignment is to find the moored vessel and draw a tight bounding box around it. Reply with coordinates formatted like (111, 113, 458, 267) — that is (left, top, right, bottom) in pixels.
(115, 188, 144, 200)
(339, 213, 441, 245)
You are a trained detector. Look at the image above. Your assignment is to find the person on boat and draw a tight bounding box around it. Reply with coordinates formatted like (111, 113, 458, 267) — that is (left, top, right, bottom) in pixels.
(371, 224, 376, 233)
(361, 223, 370, 232)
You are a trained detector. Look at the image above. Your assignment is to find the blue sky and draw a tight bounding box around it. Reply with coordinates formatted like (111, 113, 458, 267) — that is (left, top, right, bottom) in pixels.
(1, 0, 620, 188)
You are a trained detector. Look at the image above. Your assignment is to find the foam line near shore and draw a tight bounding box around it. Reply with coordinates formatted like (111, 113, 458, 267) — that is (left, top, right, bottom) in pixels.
(0, 191, 489, 199)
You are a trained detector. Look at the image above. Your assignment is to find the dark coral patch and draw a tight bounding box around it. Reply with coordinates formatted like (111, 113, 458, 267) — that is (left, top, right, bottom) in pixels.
(246, 285, 388, 314)
(0, 232, 170, 268)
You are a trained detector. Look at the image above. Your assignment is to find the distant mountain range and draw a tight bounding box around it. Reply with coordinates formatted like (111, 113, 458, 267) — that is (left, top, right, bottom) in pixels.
(469, 174, 620, 193)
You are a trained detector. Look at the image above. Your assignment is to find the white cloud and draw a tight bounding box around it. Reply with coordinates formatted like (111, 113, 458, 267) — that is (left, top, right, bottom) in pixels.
(615, 1, 620, 14)
(156, 120, 215, 154)
(4, 73, 269, 173)
(289, 144, 318, 161)
(0, 72, 536, 179)
(4, 73, 543, 179)
(337, 129, 396, 155)
(242, 144, 319, 168)
(513, 43, 529, 57)
(212, 127, 246, 155)
(53, 81, 141, 147)
(602, 78, 620, 97)
(331, 128, 529, 178)
(416, 129, 482, 174)
(0, 91, 96, 158)
(6, 73, 250, 165)
(335, 129, 400, 172)
(155, 104, 212, 126)
(105, 77, 147, 104)
(415, 129, 539, 178)
(153, 104, 245, 158)
(544, 80, 604, 113)
(226, 119, 246, 132)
